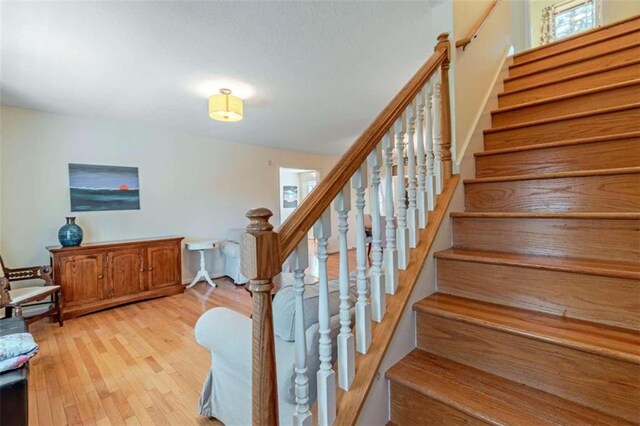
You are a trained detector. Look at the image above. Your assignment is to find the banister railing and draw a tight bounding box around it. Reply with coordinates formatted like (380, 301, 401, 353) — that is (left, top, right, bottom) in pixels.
(240, 33, 454, 426)
(278, 33, 452, 262)
(455, 0, 501, 50)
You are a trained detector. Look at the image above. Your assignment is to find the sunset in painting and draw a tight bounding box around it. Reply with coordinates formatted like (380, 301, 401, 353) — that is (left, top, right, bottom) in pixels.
(68, 163, 140, 212)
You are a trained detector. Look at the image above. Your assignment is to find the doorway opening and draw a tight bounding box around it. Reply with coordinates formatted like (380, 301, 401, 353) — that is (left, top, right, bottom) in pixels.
(278, 167, 320, 228)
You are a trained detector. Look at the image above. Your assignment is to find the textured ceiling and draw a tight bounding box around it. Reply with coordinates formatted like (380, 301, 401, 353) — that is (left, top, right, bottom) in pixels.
(1, 1, 436, 156)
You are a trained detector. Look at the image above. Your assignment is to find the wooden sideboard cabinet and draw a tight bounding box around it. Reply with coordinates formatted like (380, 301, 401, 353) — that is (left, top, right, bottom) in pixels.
(47, 237, 183, 319)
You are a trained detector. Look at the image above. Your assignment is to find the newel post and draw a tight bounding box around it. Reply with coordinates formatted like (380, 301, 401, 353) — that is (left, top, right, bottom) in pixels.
(241, 208, 281, 426)
(436, 32, 453, 180)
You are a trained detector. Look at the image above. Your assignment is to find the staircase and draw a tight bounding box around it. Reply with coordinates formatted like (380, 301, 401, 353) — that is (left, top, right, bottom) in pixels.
(387, 17, 640, 425)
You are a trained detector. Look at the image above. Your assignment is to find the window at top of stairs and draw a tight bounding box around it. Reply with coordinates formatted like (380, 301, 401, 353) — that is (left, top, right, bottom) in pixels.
(553, 0, 597, 41)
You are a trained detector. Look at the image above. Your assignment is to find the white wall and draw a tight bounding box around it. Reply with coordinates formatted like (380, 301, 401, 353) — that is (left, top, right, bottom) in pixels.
(0, 106, 338, 281)
(453, 0, 516, 167)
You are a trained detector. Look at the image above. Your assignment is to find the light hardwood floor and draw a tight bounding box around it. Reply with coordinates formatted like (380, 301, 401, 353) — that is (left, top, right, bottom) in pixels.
(27, 249, 355, 425)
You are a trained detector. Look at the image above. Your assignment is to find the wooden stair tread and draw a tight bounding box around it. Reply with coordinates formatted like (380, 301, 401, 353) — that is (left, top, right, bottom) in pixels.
(512, 15, 640, 63)
(475, 131, 640, 156)
(451, 211, 640, 219)
(463, 165, 640, 184)
(492, 79, 640, 115)
(504, 42, 640, 83)
(484, 103, 640, 135)
(387, 350, 632, 426)
(434, 248, 640, 280)
(414, 294, 640, 364)
(499, 59, 640, 98)
(512, 22, 640, 68)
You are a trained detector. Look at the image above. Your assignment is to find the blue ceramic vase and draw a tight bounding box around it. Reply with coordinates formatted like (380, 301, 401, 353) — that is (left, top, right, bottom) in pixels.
(58, 217, 83, 247)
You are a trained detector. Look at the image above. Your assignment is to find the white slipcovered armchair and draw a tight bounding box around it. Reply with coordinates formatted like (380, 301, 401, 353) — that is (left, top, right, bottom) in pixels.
(221, 228, 248, 285)
(195, 277, 355, 425)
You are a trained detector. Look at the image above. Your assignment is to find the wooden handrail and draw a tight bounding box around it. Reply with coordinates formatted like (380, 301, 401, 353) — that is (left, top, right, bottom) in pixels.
(455, 0, 500, 50)
(278, 33, 451, 262)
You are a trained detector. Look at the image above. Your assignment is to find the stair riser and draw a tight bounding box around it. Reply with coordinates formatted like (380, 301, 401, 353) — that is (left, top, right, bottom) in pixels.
(452, 217, 640, 263)
(464, 173, 640, 213)
(476, 138, 640, 177)
(416, 313, 640, 422)
(492, 83, 640, 127)
(499, 62, 640, 107)
(390, 382, 487, 426)
(509, 31, 640, 78)
(484, 107, 640, 150)
(437, 258, 640, 330)
(513, 17, 640, 64)
(504, 47, 639, 92)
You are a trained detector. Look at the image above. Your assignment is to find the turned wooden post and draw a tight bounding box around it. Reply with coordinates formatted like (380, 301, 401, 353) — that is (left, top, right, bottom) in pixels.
(241, 208, 281, 426)
(436, 32, 453, 180)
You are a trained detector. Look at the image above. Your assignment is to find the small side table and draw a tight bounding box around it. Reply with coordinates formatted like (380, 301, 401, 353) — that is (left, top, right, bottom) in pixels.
(185, 240, 219, 289)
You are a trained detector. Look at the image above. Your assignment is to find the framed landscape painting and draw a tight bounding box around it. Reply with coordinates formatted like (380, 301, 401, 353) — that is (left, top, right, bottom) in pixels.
(69, 163, 140, 212)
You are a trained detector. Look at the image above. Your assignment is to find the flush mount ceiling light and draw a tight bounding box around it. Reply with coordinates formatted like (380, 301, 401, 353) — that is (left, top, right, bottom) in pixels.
(209, 88, 243, 122)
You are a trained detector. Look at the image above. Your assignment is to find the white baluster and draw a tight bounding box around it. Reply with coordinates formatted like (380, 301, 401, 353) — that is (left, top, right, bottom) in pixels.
(333, 185, 355, 391)
(382, 131, 398, 294)
(432, 73, 444, 195)
(367, 145, 386, 323)
(406, 102, 419, 248)
(425, 81, 436, 210)
(313, 209, 335, 426)
(352, 164, 372, 354)
(291, 240, 312, 426)
(396, 114, 410, 270)
(416, 89, 428, 228)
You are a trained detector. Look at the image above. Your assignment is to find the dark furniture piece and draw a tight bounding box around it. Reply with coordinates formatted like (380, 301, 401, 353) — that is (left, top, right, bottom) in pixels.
(47, 237, 184, 319)
(0, 256, 62, 326)
(0, 316, 29, 426)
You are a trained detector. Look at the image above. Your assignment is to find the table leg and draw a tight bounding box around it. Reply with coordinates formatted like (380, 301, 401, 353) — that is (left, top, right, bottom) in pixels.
(186, 249, 217, 288)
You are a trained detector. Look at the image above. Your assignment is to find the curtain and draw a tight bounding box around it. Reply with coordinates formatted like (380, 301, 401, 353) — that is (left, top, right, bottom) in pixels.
(540, 5, 557, 45)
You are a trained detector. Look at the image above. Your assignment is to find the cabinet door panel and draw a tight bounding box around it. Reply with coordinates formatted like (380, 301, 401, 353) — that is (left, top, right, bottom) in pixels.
(147, 245, 179, 289)
(58, 254, 105, 307)
(108, 248, 145, 297)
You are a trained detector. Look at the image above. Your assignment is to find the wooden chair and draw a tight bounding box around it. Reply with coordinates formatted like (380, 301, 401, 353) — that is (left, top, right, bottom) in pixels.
(0, 256, 63, 326)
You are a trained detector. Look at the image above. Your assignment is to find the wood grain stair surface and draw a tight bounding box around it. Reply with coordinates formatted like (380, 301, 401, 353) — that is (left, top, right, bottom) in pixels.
(503, 43, 640, 91)
(475, 133, 640, 177)
(414, 293, 640, 363)
(508, 30, 640, 78)
(434, 249, 640, 330)
(415, 295, 640, 420)
(463, 167, 640, 212)
(451, 212, 640, 263)
(499, 60, 640, 107)
(491, 79, 640, 127)
(513, 15, 640, 64)
(483, 103, 640, 150)
(386, 349, 634, 426)
(434, 248, 640, 280)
